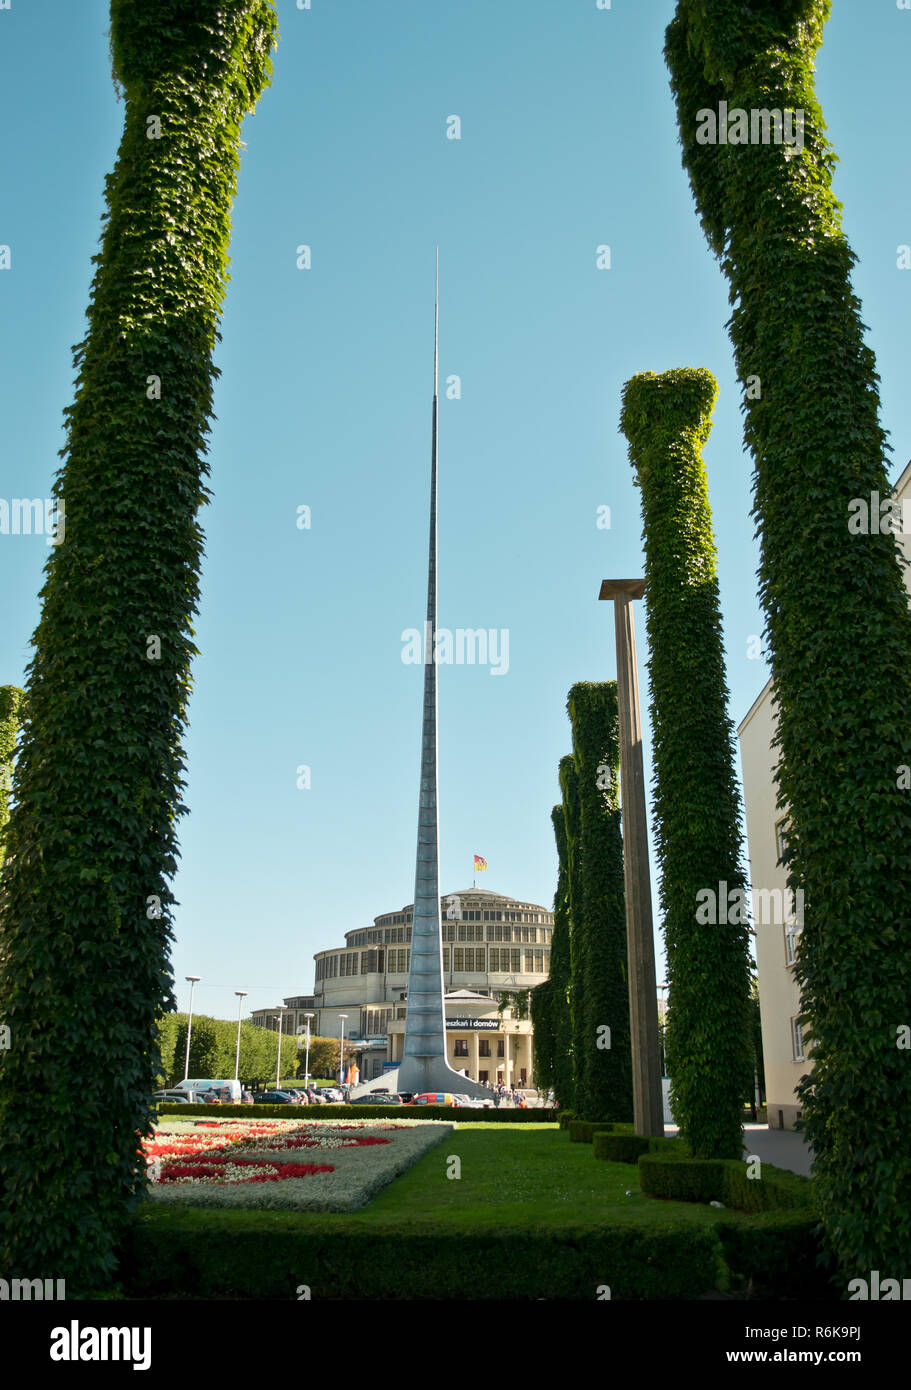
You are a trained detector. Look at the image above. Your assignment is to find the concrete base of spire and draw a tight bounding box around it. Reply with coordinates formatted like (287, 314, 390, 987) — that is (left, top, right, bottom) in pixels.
(350, 1060, 493, 1102)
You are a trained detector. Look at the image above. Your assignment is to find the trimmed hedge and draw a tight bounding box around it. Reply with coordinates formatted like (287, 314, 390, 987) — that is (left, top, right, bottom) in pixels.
(593, 1134, 652, 1164)
(721, 1161, 814, 1215)
(716, 1213, 835, 1301)
(639, 1154, 814, 1214)
(122, 1201, 830, 1301)
(156, 1103, 558, 1124)
(124, 1208, 729, 1301)
(568, 1120, 615, 1143)
(640, 1156, 726, 1203)
(557, 1110, 576, 1130)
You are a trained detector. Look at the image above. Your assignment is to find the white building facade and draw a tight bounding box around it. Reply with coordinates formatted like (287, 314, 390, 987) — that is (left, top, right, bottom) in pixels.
(738, 461, 911, 1129)
(252, 888, 553, 1084)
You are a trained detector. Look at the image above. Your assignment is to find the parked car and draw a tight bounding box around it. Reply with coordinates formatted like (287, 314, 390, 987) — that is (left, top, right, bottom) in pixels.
(412, 1093, 460, 1107)
(452, 1094, 494, 1109)
(349, 1093, 403, 1105)
(153, 1090, 190, 1103)
(316, 1087, 344, 1103)
(240, 1090, 254, 1105)
(253, 1090, 297, 1105)
(303, 1088, 327, 1104)
(279, 1088, 309, 1105)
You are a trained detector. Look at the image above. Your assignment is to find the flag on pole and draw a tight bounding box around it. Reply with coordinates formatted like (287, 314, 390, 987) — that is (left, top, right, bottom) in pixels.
(474, 855, 487, 871)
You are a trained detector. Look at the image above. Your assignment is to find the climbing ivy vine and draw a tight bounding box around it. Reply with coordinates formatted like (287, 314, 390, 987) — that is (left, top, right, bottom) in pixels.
(0, 0, 278, 1291)
(666, 0, 911, 1271)
(621, 367, 752, 1159)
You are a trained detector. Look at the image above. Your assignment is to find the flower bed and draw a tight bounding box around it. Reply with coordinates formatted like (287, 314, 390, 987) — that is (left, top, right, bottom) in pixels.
(143, 1118, 454, 1212)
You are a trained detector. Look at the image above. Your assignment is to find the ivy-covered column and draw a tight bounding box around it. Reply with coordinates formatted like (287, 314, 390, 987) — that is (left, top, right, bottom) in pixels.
(529, 979, 554, 1099)
(566, 682, 631, 1122)
(559, 754, 583, 1110)
(0, 0, 278, 1290)
(0, 686, 24, 866)
(666, 2, 911, 1270)
(548, 801, 576, 1109)
(621, 368, 752, 1159)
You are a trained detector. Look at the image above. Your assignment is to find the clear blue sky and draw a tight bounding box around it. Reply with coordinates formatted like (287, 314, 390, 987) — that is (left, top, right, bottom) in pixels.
(2, 1, 910, 1023)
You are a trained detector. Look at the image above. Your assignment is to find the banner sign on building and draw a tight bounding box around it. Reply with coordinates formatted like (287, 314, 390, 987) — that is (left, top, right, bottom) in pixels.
(445, 1017, 499, 1031)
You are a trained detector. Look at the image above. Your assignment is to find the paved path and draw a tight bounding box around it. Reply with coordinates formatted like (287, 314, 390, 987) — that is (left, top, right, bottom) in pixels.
(739, 1123, 814, 1177)
(665, 1123, 814, 1177)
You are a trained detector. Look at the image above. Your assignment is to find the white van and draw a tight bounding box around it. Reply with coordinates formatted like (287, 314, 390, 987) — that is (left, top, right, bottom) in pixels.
(174, 1079, 242, 1103)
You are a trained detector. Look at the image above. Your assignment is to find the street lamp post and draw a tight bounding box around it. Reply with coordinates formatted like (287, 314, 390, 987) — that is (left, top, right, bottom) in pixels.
(338, 1014, 348, 1087)
(183, 976, 200, 1083)
(234, 990, 247, 1084)
(275, 1006, 287, 1089)
(303, 1012, 314, 1088)
(599, 579, 664, 1137)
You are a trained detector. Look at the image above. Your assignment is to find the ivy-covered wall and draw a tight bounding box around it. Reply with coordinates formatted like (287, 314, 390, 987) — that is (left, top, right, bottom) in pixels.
(566, 683, 631, 1122)
(0, 0, 278, 1291)
(621, 368, 752, 1159)
(666, 0, 911, 1270)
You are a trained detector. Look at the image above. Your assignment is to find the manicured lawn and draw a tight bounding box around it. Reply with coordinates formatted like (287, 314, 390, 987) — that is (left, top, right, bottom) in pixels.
(123, 1124, 822, 1299)
(360, 1124, 737, 1229)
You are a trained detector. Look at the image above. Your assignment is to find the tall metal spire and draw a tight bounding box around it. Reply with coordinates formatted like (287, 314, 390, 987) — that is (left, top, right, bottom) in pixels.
(393, 251, 488, 1099)
(398, 248, 447, 1086)
(354, 253, 489, 1099)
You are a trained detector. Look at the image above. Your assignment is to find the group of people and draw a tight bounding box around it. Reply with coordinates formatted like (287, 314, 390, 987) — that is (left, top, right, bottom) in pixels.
(492, 1083, 526, 1108)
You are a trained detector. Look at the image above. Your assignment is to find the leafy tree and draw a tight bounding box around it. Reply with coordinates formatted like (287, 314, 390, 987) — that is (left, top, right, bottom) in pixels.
(496, 991, 530, 1087)
(297, 1036, 356, 1084)
(565, 684, 631, 1122)
(172, 1015, 221, 1081)
(621, 368, 752, 1159)
(666, 0, 911, 1271)
(155, 1011, 181, 1088)
(156, 1013, 310, 1088)
(0, 0, 278, 1291)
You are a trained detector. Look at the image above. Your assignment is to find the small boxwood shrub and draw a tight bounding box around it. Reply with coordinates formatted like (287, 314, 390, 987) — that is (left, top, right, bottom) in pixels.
(557, 1110, 575, 1130)
(721, 1161, 814, 1214)
(716, 1212, 835, 1301)
(639, 1156, 726, 1203)
(639, 1154, 814, 1213)
(593, 1134, 652, 1164)
(568, 1119, 617, 1143)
